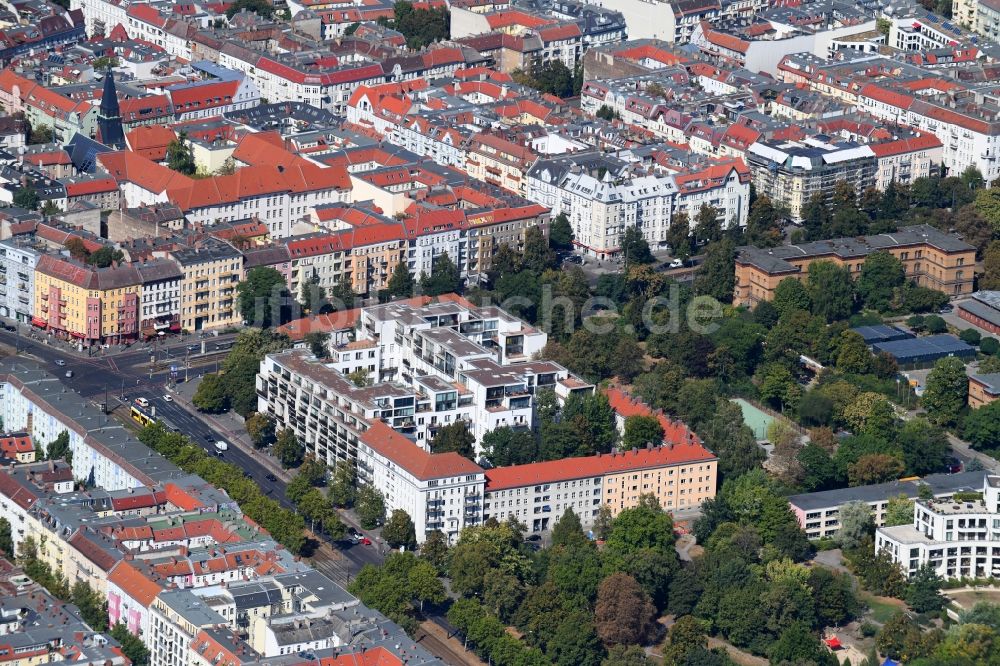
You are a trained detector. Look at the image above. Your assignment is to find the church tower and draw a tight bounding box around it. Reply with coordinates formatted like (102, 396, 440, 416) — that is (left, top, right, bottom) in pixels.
(96, 69, 125, 149)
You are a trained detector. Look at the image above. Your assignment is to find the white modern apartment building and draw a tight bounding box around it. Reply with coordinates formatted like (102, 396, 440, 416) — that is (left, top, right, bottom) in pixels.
(358, 421, 485, 543)
(877, 474, 1000, 579)
(258, 299, 593, 460)
(0, 238, 41, 324)
(355, 299, 591, 443)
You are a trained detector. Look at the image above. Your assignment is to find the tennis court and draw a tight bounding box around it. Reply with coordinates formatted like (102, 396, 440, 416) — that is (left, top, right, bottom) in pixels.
(731, 398, 773, 440)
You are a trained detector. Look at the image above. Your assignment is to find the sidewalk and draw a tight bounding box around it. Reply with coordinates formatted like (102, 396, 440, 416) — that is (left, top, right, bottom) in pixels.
(169, 376, 292, 482)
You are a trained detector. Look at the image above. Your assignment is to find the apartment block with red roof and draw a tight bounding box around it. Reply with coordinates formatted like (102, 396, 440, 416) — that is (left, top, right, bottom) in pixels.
(484, 429, 717, 532)
(33, 254, 142, 344)
(0, 70, 99, 145)
(358, 421, 486, 543)
(166, 76, 260, 122)
(465, 132, 538, 197)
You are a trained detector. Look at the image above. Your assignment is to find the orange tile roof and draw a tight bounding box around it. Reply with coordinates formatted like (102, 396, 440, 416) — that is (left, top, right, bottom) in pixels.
(486, 387, 714, 494)
(869, 132, 942, 157)
(360, 421, 483, 480)
(108, 561, 162, 607)
(0, 435, 31, 457)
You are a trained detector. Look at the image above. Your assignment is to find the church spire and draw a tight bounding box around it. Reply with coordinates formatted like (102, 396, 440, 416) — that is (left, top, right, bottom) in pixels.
(97, 68, 125, 149)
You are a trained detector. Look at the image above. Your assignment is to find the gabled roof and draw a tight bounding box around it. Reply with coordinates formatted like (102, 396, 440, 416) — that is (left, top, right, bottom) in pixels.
(107, 561, 163, 607)
(360, 421, 483, 481)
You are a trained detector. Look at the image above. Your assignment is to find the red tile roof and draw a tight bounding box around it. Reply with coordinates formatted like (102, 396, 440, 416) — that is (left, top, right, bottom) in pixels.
(0, 435, 31, 458)
(485, 441, 715, 492)
(168, 79, 241, 112)
(65, 177, 119, 197)
(869, 132, 942, 157)
(360, 421, 483, 480)
(108, 561, 162, 607)
(125, 125, 176, 161)
(860, 83, 915, 110)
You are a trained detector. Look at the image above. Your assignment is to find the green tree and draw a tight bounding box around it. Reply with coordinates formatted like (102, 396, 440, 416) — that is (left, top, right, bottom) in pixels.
(110, 624, 150, 666)
(221, 329, 291, 416)
(757, 363, 799, 411)
(387, 261, 415, 299)
(383, 509, 417, 550)
(621, 226, 654, 265)
(898, 418, 948, 475)
(981, 241, 1000, 290)
(884, 493, 915, 526)
(420, 530, 450, 574)
(594, 573, 657, 646)
(744, 196, 783, 247)
(773, 278, 811, 317)
(302, 331, 330, 360)
(806, 261, 854, 322)
(769, 623, 834, 665)
(245, 413, 276, 449)
(548, 610, 605, 666)
(86, 247, 125, 268)
(286, 458, 326, 504)
(693, 237, 736, 302)
(923, 356, 969, 426)
(45, 431, 71, 462)
(273, 428, 304, 468)
(622, 415, 664, 450)
(523, 226, 557, 273)
(0, 518, 10, 557)
(12, 186, 39, 210)
(430, 421, 474, 458)
(329, 461, 357, 508)
(562, 391, 618, 454)
(376, 0, 449, 50)
(237, 267, 288, 328)
(905, 564, 945, 613)
(925, 314, 948, 333)
(837, 500, 874, 550)
(356, 484, 386, 529)
(72, 580, 108, 630)
(166, 131, 196, 175)
(226, 0, 274, 17)
(420, 252, 461, 296)
(965, 400, 1000, 451)
(857, 251, 905, 311)
(482, 427, 537, 466)
(836, 331, 874, 374)
(193, 373, 229, 413)
(550, 213, 574, 250)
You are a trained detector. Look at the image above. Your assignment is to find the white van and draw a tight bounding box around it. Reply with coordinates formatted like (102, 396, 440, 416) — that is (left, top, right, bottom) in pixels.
(215, 441, 229, 452)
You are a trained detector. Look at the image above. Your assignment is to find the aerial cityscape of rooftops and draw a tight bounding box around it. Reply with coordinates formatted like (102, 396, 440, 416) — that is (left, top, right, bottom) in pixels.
(9, 0, 1000, 662)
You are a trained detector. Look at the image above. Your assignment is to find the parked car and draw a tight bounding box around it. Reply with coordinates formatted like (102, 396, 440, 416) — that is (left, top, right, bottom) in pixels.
(940, 304, 954, 313)
(524, 534, 542, 542)
(944, 456, 963, 474)
(264, 473, 277, 482)
(360, 536, 372, 546)
(668, 258, 684, 269)
(215, 440, 229, 452)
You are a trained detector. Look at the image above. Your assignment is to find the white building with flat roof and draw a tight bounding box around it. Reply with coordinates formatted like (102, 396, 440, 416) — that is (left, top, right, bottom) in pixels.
(877, 474, 1000, 579)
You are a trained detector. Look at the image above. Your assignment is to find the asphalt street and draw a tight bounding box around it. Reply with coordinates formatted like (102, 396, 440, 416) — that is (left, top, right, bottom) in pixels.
(0, 326, 385, 577)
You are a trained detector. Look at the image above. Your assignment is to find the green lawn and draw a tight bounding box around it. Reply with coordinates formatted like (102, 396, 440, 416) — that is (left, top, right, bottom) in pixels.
(863, 594, 904, 624)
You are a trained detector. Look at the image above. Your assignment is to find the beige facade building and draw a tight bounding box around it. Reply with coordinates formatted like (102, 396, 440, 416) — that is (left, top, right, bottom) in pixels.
(170, 238, 244, 332)
(484, 442, 718, 532)
(734, 224, 976, 307)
